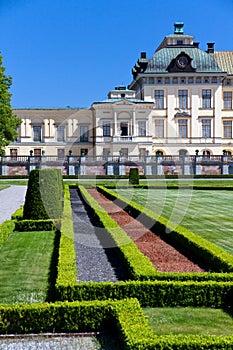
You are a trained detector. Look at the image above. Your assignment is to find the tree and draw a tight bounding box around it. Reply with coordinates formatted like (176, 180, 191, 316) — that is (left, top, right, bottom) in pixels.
(0, 54, 21, 156)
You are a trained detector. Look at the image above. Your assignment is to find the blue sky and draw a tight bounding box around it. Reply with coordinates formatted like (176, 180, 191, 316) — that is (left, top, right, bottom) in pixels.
(0, 0, 233, 108)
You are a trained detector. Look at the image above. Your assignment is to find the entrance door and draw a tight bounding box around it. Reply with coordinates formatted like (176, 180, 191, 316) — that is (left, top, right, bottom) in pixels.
(120, 122, 128, 136)
(34, 149, 41, 160)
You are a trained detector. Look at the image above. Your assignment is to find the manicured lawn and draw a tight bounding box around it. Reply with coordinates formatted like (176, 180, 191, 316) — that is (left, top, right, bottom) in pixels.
(143, 307, 233, 336)
(0, 185, 9, 191)
(0, 180, 28, 186)
(113, 188, 233, 255)
(0, 230, 56, 304)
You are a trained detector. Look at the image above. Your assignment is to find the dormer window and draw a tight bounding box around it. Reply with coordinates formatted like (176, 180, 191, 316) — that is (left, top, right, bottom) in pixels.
(177, 40, 183, 45)
(121, 93, 125, 98)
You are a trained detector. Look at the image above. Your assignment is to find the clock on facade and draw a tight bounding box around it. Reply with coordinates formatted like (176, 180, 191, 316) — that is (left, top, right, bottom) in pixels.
(177, 55, 188, 68)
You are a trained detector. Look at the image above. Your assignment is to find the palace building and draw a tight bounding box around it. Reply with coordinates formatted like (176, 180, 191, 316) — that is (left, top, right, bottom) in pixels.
(3, 23, 233, 176)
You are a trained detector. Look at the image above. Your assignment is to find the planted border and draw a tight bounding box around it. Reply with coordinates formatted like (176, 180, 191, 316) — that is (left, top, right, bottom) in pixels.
(0, 220, 15, 247)
(97, 185, 233, 274)
(78, 185, 157, 280)
(0, 299, 232, 349)
(79, 185, 233, 282)
(55, 184, 77, 288)
(55, 185, 233, 307)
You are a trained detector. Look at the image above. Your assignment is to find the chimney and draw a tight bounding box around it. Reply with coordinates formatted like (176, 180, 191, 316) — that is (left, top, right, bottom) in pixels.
(174, 22, 184, 34)
(207, 42, 215, 53)
(193, 42, 199, 48)
(140, 52, 146, 59)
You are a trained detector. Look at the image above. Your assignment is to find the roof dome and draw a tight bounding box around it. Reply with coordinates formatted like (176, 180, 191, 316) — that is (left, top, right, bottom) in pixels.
(145, 47, 223, 73)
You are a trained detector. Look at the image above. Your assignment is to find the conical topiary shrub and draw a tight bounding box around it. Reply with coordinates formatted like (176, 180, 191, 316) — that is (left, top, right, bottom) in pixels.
(129, 167, 139, 185)
(23, 168, 63, 220)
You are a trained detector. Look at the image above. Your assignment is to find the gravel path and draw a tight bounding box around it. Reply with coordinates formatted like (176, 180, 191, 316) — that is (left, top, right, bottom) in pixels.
(0, 336, 101, 350)
(0, 186, 27, 224)
(70, 189, 128, 282)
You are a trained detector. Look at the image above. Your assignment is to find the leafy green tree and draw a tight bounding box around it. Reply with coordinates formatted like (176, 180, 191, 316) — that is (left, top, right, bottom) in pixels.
(0, 54, 21, 156)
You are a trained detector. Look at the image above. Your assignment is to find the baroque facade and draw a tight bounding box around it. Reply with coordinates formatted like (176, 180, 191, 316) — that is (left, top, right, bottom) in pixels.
(4, 23, 233, 175)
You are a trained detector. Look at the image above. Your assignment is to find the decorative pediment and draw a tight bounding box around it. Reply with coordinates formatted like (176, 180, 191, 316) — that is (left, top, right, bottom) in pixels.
(174, 110, 191, 118)
(167, 52, 196, 72)
(114, 100, 135, 106)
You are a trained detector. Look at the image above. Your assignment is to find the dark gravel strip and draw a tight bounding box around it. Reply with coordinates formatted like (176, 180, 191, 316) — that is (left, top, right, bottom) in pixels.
(70, 189, 128, 282)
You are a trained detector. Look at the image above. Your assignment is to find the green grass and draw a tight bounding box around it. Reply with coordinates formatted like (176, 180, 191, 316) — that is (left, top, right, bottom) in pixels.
(0, 185, 9, 191)
(112, 188, 233, 255)
(0, 180, 28, 186)
(0, 230, 55, 304)
(143, 307, 233, 336)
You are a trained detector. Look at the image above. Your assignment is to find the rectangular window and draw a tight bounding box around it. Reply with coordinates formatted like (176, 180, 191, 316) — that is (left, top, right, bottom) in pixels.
(138, 121, 146, 136)
(80, 126, 89, 142)
(57, 148, 65, 159)
(33, 126, 41, 142)
(223, 92, 232, 109)
(139, 148, 146, 159)
(223, 121, 232, 138)
(178, 119, 188, 138)
(103, 148, 110, 159)
(57, 125, 66, 142)
(202, 89, 211, 108)
(155, 119, 164, 138)
(154, 90, 164, 109)
(202, 119, 211, 138)
(178, 90, 188, 109)
(103, 122, 111, 136)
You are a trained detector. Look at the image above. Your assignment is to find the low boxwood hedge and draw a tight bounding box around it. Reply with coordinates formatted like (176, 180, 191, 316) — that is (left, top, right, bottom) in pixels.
(0, 220, 15, 247)
(0, 298, 232, 349)
(56, 280, 233, 308)
(11, 205, 24, 220)
(55, 184, 77, 287)
(14, 219, 57, 232)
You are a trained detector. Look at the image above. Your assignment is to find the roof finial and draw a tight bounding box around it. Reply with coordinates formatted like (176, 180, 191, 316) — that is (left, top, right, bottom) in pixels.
(174, 22, 184, 34)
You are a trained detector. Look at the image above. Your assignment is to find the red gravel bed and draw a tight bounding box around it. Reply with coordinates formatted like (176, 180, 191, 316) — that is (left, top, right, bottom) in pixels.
(88, 189, 205, 273)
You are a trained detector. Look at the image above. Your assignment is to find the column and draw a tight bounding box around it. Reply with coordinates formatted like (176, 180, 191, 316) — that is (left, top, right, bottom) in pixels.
(114, 110, 117, 137)
(132, 109, 136, 138)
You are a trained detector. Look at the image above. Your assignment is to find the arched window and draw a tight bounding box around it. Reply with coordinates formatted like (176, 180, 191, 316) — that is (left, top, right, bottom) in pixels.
(156, 150, 163, 156)
(179, 149, 188, 157)
(223, 150, 232, 156)
(203, 150, 211, 158)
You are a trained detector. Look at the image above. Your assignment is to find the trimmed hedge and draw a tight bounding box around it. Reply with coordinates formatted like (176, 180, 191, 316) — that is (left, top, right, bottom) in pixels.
(56, 280, 233, 308)
(56, 184, 77, 287)
(0, 299, 115, 334)
(11, 205, 24, 220)
(97, 186, 233, 273)
(23, 168, 63, 220)
(14, 219, 57, 232)
(0, 298, 232, 349)
(0, 220, 15, 247)
(129, 168, 139, 185)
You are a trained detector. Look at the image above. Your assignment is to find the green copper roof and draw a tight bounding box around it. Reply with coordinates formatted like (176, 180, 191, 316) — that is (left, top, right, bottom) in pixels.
(145, 47, 223, 73)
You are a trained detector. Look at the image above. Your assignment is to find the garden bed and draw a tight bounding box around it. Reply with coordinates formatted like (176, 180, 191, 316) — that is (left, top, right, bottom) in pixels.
(87, 189, 205, 273)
